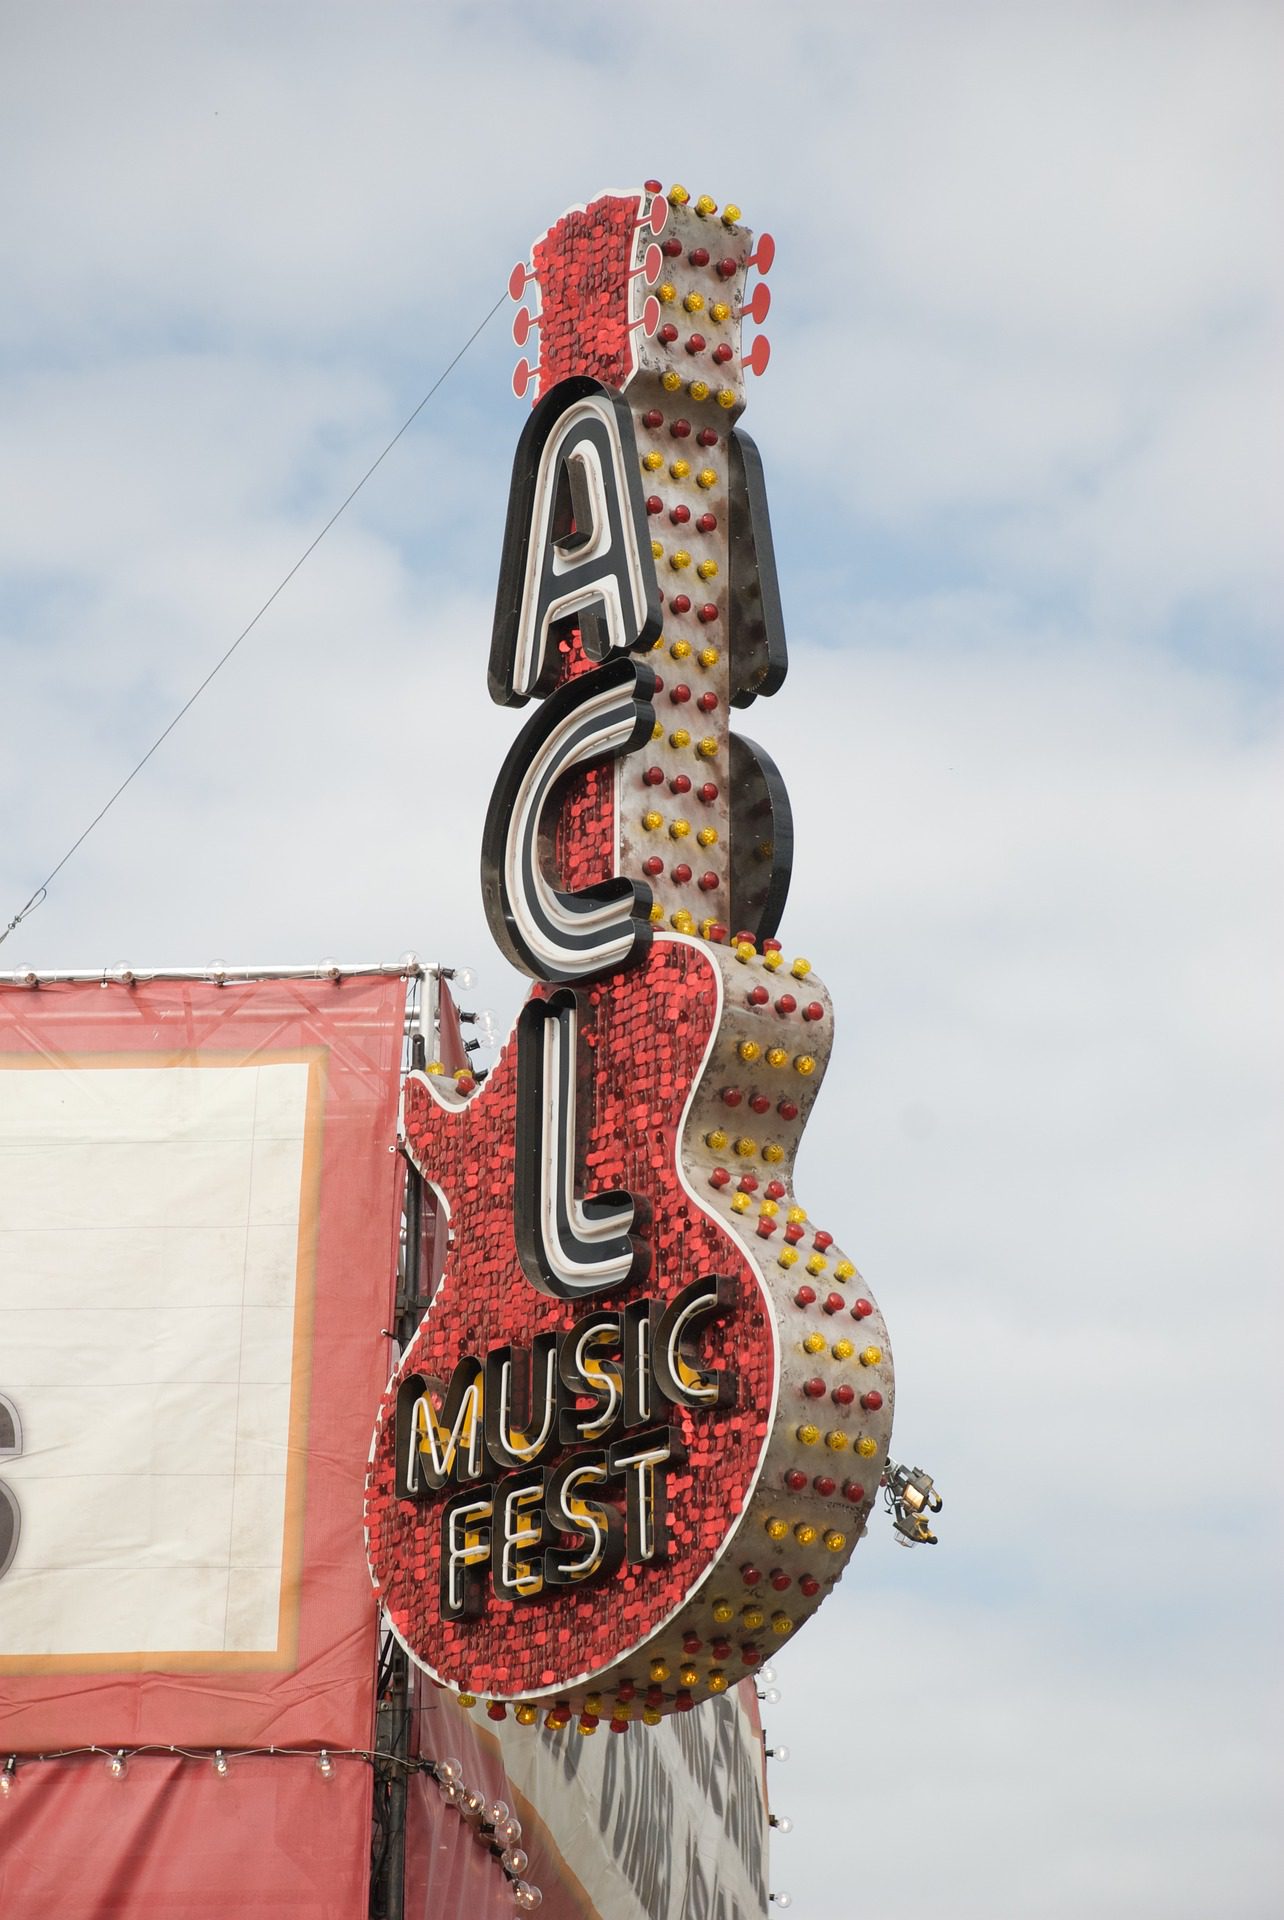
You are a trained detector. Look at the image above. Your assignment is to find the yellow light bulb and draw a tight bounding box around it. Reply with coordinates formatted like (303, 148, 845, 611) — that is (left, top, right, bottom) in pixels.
(762, 950, 784, 971)
(458, 1692, 477, 1708)
(696, 559, 718, 580)
(670, 459, 691, 480)
(835, 1260, 856, 1280)
(734, 941, 755, 962)
(806, 1253, 828, 1276)
(642, 810, 663, 832)
(712, 1599, 734, 1623)
(649, 902, 664, 923)
(706, 1128, 729, 1151)
(794, 1522, 817, 1546)
(857, 1436, 878, 1458)
(710, 301, 730, 323)
(778, 1247, 799, 1268)
(766, 1046, 788, 1068)
(764, 1519, 788, 1542)
(762, 1142, 785, 1164)
(680, 1664, 699, 1686)
(824, 1530, 847, 1553)
(759, 1197, 780, 1216)
(825, 1429, 848, 1452)
(612, 1701, 632, 1720)
(425, 1060, 445, 1076)
(803, 1332, 826, 1354)
(584, 1693, 602, 1715)
(643, 1706, 662, 1726)
(696, 467, 719, 489)
(794, 1054, 817, 1076)
(730, 1191, 751, 1214)
(697, 736, 719, 757)
(699, 917, 719, 939)
(650, 1659, 670, 1683)
(651, 539, 664, 559)
(669, 814, 691, 836)
(708, 1671, 728, 1693)
(662, 370, 683, 392)
(671, 910, 695, 933)
(733, 1135, 756, 1157)
(643, 451, 664, 471)
(721, 204, 741, 226)
(670, 729, 691, 750)
(791, 957, 812, 979)
(651, 720, 664, 740)
(860, 1346, 883, 1367)
(696, 825, 718, 847)
(658, 281, 678, 303)
(738, 1039, 761, 1063)
(716, 388, 736, 409)
(668, 184, 691, 206)
(796, 1422, 819, 1445)
(684, 291, 705, 312)
(694, 194, 717, 217)
(670, 548, 691, 569)
(772, 1613, 793, 1636)
(698, 646, 720, 667)
(515, 1704, 538, 1726)
(670, 638, 693, 659)
(832, 1338, 854, 1360)
(689, 379, 710, 402)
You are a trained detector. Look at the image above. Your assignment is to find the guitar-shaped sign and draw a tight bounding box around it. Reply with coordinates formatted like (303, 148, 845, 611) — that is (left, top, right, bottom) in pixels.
(365, 183, 895, 1732)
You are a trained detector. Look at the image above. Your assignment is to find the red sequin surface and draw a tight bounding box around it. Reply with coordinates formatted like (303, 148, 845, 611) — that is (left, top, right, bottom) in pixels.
(366, 938, 776, 1699)
(532, 196, 641, 399)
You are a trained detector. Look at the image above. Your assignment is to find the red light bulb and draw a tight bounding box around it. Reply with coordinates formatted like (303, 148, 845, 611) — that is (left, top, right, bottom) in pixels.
(721, 1086, 743, 1107)
(689, 246, 710, 266)
(861, 1390, 883, 1412)
(643, 766, 664, 786)
(766, 1179, 786, 1199)
(686, 333, 706, 355)
(658, 322, 679, 344)
(717, 257, 737, 278)
(672, 863, 692, 883)
(778, 1099, 799, 1121)
(646, 495, 663, 515)
(670, 772, 692, 794)
(670, 504, 691, 525)
(794, 1285, 816, 1307)
(812, 1475, 836, 1497)
(799, 1575, 820, 1598)
(696, 511, 717, 531)
(671, 593, 691, 615)
(741, 1564, 763, 1586)
(852, 1298, 874, 1319)
(832, 1383, 855, 1406)
(784, 1469, 806, 1492)
(698, 871, 719, 890)
(750, 1093, 771, 1115)
(748, 984, 770, 1005)
(697, 428, 719, 447)
(698, 781, 719, 802)
(643, 855, 664, 876)
(822, 1293, 845, 1316)
(670, 683, 691, 703)
(842, 1481, 866, 1504)
(803, 1377, 825, 1399)
(710, 1167, 731, 1188)
(698, 605, 719, 626)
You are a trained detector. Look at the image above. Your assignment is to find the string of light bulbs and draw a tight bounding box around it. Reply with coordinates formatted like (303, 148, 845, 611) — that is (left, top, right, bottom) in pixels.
(0, 1743, 545, 1911)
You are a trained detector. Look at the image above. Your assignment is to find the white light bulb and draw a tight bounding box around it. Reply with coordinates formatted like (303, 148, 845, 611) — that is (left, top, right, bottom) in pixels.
(515, 1885, 543, 1912)
(489, 1798, 511, 1826)
(108, 1750, 127, 1780)
(768, 1745, 789, 1763)
(759, 1687, 781, 1705)
(442, 1781, 462, 1806)
(437, 1756, 463, 1784)
(317, 1750, 333, 1779)
(759, 1665, 776, 1684)
(14, 966, 37, 988)
(462, 1787, 486, 1816)
(1, 1758, 15, 1795)
(398, 951, 421, 974)
(212, 1750, 229, 1777)
(451, 966, 478, 992)
(110, 963, 136, 986)
(499, 1815, 523, 1845)
(319, 959, 340, 982)
(208, 961, 228, 985)
(502, 1847, 529, 1875)
(772, 1814, 793, 1835)
(770, 1894, 793, 1909)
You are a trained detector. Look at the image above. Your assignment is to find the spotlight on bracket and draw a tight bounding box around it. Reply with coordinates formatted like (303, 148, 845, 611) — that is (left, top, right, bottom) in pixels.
(883, 1458, 943, 1546)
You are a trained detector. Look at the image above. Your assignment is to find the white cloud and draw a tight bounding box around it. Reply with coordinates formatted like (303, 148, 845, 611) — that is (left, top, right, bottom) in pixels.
(1, 4, 1280, 1915)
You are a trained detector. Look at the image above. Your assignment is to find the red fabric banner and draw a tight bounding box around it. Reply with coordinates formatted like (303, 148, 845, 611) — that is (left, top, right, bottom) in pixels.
(0, 974, 406, 1752)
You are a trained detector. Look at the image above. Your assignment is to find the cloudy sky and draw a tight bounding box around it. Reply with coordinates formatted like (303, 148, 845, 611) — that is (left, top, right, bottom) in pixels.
(2, 3, 1280, 1915)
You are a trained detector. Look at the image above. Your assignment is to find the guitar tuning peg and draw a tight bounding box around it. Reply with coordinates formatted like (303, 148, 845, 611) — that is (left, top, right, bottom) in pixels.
(746, 233, 776, 276)
(508, 261, 535, 302)
(743, 335, 771, 378)
(628, 295, 662, 340)
(512, 357, 537, 400)
(740, 283, 771, 326)
(629, 242, 664, 287)
(512, 306, 540, 346)
(636, 193, 669, 238)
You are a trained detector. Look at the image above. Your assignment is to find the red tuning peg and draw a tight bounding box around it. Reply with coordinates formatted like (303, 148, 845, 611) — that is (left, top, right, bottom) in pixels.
(740, 283, 771, 326)
(746, 233, 775, 275)
(630, 242, 663, 286)
(638, 194, 669, 237)
(512, 307, 539, 346)
(512, 357, 537, 399)
(743, 335, 771, 377)
(508, 261, 535, 302)
(629, 295, 662, 339)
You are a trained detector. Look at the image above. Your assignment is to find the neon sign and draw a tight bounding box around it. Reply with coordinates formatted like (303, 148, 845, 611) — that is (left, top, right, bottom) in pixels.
(366, 183, 894, 1732)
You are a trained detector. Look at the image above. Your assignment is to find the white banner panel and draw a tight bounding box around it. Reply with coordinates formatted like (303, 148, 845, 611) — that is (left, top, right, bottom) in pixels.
(0, 1058, 315, 1661)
